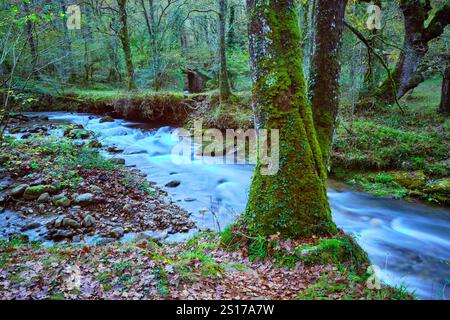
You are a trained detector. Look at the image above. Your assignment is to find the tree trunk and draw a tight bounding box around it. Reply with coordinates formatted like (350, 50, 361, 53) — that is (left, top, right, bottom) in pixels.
(227, 5, 236, 49)
(363, 0, 383, 91)
(245, 0, 337, 238)
(117, 0, 136, 90)
(218, 0, 231, 101)
(23, 1, 39, 78)
(309, 0, 347, 165)
(378, 1, 450, 102)
(439, 66, 450, 117)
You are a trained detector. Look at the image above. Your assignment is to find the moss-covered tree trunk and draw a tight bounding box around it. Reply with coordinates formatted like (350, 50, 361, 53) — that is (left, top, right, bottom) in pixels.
(377, 1, 449, 102)
(245, 0, 337, 238)
(117, 0, 136, 90)
(309, 0, 347, 164)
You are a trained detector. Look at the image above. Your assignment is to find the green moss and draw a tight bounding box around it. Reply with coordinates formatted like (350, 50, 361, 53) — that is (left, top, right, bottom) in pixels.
(300, 236, 369, 273)
(245, 1, 336, 238)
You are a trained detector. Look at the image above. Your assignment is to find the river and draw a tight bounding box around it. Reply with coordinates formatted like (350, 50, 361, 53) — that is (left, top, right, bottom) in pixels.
(15, 112, 450, 299)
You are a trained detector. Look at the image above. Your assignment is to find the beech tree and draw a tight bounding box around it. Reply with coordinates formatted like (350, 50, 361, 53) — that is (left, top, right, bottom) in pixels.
(117, 0, 136, 90)
(245, 0, 337, 238)
(309, 0, 348, 164)
(377, 1, 450, 102)
(218, 0, 231, 101)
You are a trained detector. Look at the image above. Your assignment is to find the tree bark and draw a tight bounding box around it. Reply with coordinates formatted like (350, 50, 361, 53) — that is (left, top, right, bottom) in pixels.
(245, 0, 337, 238)
(218, 0, 231, 101)
(378, 1, 450, 102)
(439, 66, 450, 117)
(309, 0, 347, 165)
(227, 5, 236, 50)
(23, 1, 39, 78)
(117, 0, 136, 90)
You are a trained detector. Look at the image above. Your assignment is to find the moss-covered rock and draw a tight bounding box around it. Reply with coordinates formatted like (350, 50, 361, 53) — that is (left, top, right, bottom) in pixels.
(23, 185, 51, 200)
(301, 235, 370, 274)
(392, 171, 427, 190)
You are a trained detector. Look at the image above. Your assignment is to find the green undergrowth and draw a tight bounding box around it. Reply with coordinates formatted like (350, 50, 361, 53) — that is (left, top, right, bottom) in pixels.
(333, 78, 449, 205)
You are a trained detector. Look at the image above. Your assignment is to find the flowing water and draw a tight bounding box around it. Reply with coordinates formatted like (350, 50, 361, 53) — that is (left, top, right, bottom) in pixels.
(13, 112, 450, 299)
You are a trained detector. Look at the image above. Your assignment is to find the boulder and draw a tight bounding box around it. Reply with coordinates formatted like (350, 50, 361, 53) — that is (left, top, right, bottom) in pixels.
(109, 227, 125, 239)
(99, 115, 114, 123)
(82, 215, 96, 228)
(50, 229, 73, 241)
(52, 194, 71, 207)
(96, 237, 116, 246)
(392, 171, 427, 190)
(165, 180, 181, 188)
(23, 185, 51, 200)
(21, 222, 41, 231)
(37, 192, 50, 203)
(62, 218, 81, 229)
(9, 184, 29, 198)
(74, 193, 94, 206)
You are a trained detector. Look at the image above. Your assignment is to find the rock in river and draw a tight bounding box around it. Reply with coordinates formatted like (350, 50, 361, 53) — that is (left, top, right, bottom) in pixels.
(110, 158, 125, 165)
(9, 184, 29, 198)
(165, 180, 181, 188)
(62, 218, 81, 229)
(109, 227, 125, 239)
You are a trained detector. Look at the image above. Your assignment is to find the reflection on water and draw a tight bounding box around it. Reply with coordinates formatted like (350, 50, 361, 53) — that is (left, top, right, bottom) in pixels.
(24, 112, 450, 299)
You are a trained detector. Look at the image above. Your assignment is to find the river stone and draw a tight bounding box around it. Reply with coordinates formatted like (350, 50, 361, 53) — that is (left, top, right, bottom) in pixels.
(133, 231, 165, 243)
(9, 184, 29, 198)
(109, 227, 125, 239)
(110, 158, 125, 165)
(51, 229, 73, 241)
(74, 193, 94, 205)
(37, 192, 50, 203)
(62, 218, 81, 229)
(82, 215, 96, 228)
(21, 222, 41, 231)
(52, 194, 71, 207)
(96, 237, 116, 246)
(165, 180, 181, 188)
(23, 185, 50, 200)
(99, 115, 114, 123)
(0, 177, 14, 190)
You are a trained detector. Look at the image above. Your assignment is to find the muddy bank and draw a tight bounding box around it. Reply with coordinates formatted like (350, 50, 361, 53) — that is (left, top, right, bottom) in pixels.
(19, 92, 210, 126)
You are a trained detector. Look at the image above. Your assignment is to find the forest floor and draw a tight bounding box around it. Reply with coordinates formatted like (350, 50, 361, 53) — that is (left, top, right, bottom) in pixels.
(0, 116, 413, 300)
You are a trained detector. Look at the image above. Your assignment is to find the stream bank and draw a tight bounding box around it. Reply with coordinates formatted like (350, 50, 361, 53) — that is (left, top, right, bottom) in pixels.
(1, 112, 449, 299)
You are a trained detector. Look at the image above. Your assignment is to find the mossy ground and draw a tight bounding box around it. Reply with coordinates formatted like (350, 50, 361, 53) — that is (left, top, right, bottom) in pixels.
(332, 78, 449, 205)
